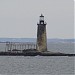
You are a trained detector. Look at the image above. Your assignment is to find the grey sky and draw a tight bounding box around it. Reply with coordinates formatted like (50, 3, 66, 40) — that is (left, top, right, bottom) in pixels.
(0, 0, 74, 39)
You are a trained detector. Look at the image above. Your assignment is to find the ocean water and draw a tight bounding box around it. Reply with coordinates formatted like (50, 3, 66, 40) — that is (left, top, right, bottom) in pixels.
(0, 56, 74, 75)
(0, 39, 75, 75)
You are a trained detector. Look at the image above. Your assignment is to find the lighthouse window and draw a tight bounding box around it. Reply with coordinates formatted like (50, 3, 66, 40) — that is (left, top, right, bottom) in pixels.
(41, 22, 43, 24)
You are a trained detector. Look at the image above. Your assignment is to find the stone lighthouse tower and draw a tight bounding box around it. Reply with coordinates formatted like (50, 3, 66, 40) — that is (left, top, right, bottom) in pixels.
(37, 14, 47, 52)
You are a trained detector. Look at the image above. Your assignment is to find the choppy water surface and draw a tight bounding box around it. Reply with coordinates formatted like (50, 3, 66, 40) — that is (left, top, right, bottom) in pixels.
(0, 56, 74, 75)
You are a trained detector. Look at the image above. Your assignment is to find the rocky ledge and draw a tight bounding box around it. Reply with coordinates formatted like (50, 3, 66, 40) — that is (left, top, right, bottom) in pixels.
(0, 50, 75, 56)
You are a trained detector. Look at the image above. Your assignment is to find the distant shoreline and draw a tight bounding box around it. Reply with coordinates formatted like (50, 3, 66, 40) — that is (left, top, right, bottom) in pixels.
(0, 38, 75, 43)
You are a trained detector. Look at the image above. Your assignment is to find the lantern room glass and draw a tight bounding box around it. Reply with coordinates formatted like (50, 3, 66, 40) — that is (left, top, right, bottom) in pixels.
(40, 16, 44, 21)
